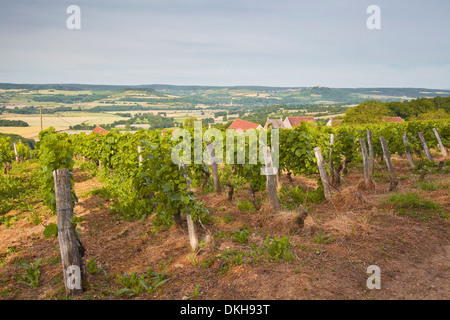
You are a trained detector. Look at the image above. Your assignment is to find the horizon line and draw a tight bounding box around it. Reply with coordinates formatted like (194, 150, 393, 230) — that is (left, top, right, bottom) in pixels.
(1, 82, 450, 91)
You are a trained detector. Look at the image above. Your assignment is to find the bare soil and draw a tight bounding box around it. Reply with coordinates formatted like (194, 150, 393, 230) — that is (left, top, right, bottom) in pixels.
(0, 156, 449, 300)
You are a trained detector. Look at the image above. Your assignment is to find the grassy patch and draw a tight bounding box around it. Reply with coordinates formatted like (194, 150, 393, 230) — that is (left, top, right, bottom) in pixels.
(418, 180, 446, 191)
(263, 236, 295, 261)
(82, 186, 111, 199)
(385, 192, 448, 220)
(312, 231, 335, 244)
(14, 258, 42, 288)
(237, 200, 256, 212)
(231, 226, 252, 245)
(373, 172, 390, 183)
(279, 185, 325, 210)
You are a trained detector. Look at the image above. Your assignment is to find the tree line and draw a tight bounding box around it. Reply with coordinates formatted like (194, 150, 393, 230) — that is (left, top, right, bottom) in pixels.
(0, 119, 29, 127)
(343, 97, 450, 124)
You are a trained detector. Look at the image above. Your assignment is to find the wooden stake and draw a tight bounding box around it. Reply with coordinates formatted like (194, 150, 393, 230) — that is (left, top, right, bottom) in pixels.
(179, 163, 199, 252)
(402, 134, 415, 168)
(226, 183, 234, 201)
(206, 142, 221, 193)
(432, 128, 448, 158)
(313, 147, 332, 200)
(359, 138, 372, 189)
(418, 132, 434, 163)
(263, 145, 280, 212)
(276, 172, 283, 190)
(53, 169, 83, 295)
(367, 130, 374, 176)
(380, 136, 398, 192)
(329, 134, 335, 185)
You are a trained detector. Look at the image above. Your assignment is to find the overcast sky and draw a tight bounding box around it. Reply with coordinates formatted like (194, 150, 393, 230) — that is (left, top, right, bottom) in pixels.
(0, 0, 449, 88)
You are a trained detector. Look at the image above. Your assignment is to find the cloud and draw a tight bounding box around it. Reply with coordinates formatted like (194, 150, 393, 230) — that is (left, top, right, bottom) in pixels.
(0, 0, 449, 88)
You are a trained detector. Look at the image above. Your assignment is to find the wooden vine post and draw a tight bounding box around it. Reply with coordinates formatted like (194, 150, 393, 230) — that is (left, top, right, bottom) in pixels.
(432, 128, 448, 158)
(380, 136, 398, 192)
(206, 142, 221, 193)
(402, 134, 415, 168)
(359, 138, 372, 189)
(276, 172, 283, 190)
(329, 134, 335, 185)
(263, 145, 280, 212)
(53, 168, 83, 295)
(313, 147, 332, 200)
(367, 130, 375, 176)
(179, 163, 199, 252)
(418, 132, 434, 163)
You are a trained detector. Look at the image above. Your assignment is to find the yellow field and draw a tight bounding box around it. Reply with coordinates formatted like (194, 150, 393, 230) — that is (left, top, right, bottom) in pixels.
(0, 126, 67, 139)
(0, 111, 125, 140)
(0, 113, 123, 127)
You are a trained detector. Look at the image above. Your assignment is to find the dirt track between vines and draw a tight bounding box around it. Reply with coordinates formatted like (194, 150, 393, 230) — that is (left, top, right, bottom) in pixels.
(0, 156, 449, 300)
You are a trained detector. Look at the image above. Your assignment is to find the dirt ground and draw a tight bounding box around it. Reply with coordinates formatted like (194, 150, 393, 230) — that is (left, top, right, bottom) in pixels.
(0, 155, 449, 300)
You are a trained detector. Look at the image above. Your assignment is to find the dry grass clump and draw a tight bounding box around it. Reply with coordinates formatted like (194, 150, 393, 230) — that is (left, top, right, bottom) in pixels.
(323, 211, 372, 238)
(330, 186, 373, 210)
(250, 204, 318, 236)
(209, 193, 232, 207)
(357, 178, 376, 191)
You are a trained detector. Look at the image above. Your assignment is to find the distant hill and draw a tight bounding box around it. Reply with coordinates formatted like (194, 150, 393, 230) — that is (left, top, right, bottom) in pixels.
(1, 83, 450, 107)
(0, 83, 160, 93)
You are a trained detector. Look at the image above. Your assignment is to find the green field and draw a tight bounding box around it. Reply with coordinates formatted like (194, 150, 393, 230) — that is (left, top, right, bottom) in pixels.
(1, 84, 449, 140)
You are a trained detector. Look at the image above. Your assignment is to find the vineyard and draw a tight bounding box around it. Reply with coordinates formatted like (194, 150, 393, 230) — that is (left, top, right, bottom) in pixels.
(0, 120, 449, 300)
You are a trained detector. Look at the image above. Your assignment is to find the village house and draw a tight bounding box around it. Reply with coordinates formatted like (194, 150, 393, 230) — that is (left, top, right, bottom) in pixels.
(283, 116, 316, 129)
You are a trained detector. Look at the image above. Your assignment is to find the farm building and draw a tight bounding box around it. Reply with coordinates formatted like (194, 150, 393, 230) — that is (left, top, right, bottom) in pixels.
(283, 116, 316, 129)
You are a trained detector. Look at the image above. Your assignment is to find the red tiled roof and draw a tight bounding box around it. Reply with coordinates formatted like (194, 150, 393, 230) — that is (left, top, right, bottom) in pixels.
(286, 116, 315, 127)
(228, 119, 261, 131)
(384, 117, 403, 122)
(91, 126, 108, 135)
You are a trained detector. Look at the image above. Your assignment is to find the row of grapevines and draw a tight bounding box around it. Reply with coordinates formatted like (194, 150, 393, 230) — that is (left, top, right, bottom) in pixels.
(66, 119, 448, 220)
(37, 127, 77, 213)
(70, 129, 210, 224)
(0, 135, 14, 167)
